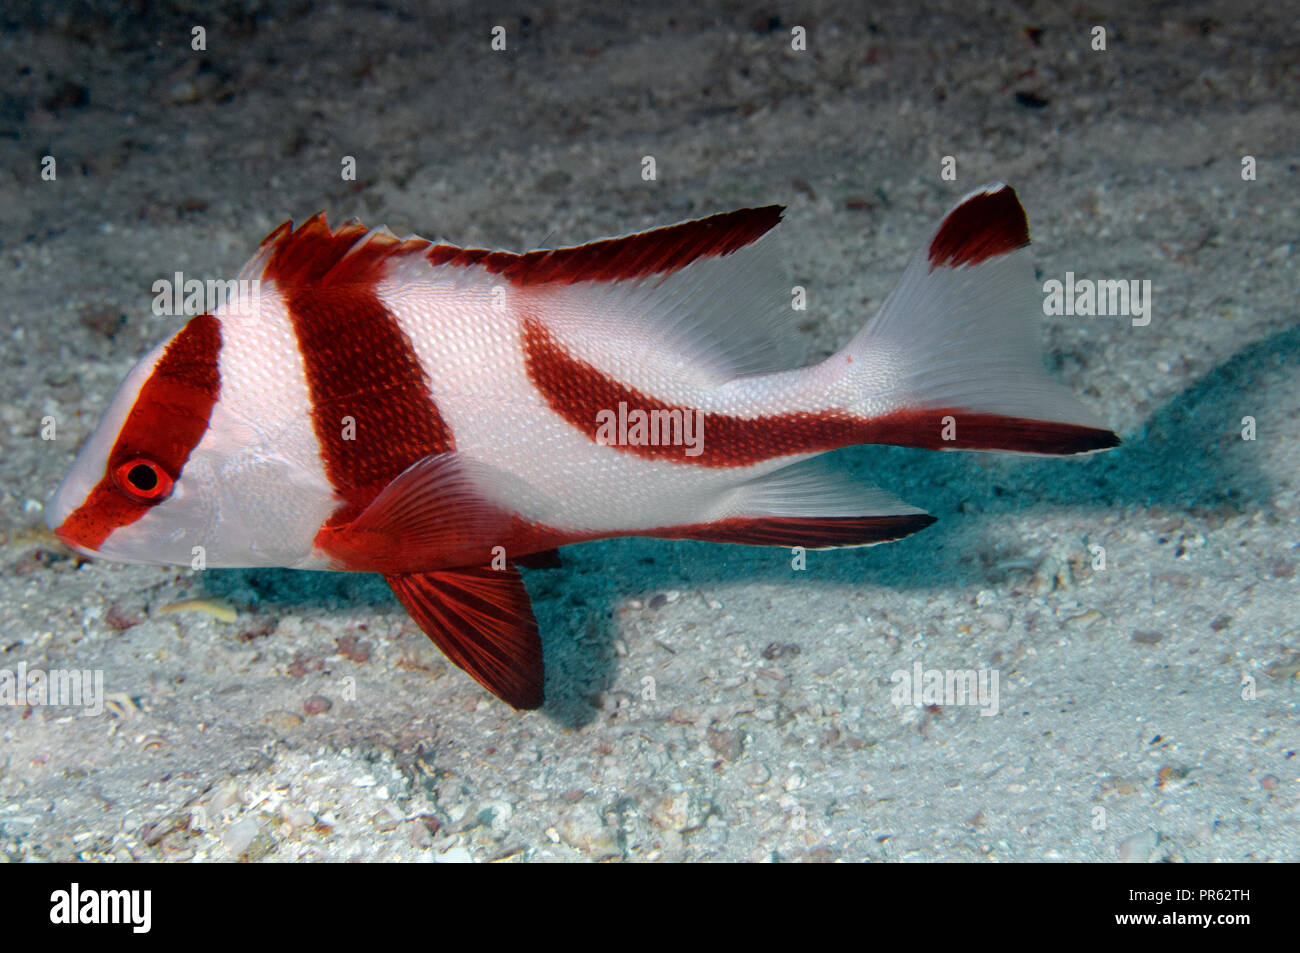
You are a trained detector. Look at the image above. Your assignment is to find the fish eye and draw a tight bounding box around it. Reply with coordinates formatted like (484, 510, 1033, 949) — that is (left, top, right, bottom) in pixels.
(112, 457, 174, 504)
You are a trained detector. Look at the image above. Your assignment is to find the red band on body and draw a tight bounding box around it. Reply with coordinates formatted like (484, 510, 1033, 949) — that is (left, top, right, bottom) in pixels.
(259, 217, 455, 530)
(522, 315, 1117, 463)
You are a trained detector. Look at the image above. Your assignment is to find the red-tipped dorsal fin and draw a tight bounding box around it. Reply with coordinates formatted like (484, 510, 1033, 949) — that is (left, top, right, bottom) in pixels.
(254, 207, 784, 291)
(254, 214, 430, 289)
(387, 567, 544, 710)
(425, 205, 784, 286)
(927, 184, 1030, 270)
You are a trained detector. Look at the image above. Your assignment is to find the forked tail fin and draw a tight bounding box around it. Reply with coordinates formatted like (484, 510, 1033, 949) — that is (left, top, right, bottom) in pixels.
(845, 184, 1119, 455)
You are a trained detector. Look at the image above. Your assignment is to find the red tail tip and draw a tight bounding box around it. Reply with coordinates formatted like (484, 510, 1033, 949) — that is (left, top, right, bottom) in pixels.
(928, 185, 1031, 270)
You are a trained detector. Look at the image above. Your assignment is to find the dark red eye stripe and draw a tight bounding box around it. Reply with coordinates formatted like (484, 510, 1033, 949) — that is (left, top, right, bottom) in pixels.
(55, 314, 222, 550)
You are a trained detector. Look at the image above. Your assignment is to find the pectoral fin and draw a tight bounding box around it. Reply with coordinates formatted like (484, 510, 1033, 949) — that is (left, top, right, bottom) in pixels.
(316, 452, 555, 573)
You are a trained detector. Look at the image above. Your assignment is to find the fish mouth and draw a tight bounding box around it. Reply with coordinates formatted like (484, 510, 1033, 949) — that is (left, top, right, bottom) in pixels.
(51, 524, 158, 565)
(50, 517, 101, 560)
(46, 474, 92, 554)
(46, 494, 79, 550)
(46, 484, 113, 560)
(45, 485, 70, 533)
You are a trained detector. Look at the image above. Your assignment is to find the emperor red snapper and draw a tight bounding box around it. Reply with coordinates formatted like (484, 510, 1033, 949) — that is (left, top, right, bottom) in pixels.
(48, 184, 1119, 709)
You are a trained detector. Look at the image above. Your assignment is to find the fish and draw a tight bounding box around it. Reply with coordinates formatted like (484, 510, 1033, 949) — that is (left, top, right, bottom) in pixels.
(47, 183, 1119, 710)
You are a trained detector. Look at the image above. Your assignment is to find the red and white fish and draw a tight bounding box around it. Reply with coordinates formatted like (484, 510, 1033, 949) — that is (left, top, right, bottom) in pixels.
(48, 184, 1118, 709)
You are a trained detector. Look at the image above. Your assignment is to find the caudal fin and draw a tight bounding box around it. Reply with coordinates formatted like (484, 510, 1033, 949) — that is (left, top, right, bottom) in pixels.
(845, 184, 1119, 455)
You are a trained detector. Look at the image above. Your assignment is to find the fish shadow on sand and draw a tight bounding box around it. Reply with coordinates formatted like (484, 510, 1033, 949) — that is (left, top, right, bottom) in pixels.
(202, 323, 1296, 728)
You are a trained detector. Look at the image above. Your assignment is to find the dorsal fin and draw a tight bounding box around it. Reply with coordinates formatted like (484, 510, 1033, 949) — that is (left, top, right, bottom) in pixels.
(242, 207, 802, 379)
(247, 214, 430, 289)
(425, 206, 784, 286)
(246, 207, 783, 291)
(362, 205, 803, 379)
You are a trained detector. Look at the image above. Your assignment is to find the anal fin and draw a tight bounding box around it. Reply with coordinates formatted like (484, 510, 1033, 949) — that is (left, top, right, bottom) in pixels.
(643, 457, 937, 550)
(647, 513, 936, 549)
(387, 566, 544, 710)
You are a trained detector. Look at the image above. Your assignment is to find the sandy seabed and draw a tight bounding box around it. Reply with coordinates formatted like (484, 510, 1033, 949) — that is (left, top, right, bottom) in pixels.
(0, 1, 1296, 862)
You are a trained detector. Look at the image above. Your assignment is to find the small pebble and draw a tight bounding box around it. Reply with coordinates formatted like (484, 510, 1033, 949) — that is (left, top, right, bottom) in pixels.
(280, 804, 314, 830)
(1155, 766, 1190, 787)
(105, 605, 143, 631)
(209, 780, 241, 813)
(303, 694, 333, 715)
(478, 799, 515, 827)
(223, 818, 260, 857)
(404, 818, 435, 850)
(707, 727, 744, 762)
(265, 710, 303, 731)
(558, 803, 619, 857)
(336, 634, 372, 663)
(1063, 609, 1103, 630)
(158, 598, 237, 623)
(977, 611, 1010, 632)
(1116, 829, 1159, 863)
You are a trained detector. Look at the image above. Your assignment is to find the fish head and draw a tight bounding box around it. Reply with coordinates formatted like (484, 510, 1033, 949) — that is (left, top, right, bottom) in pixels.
(47, 304, 335, 569)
